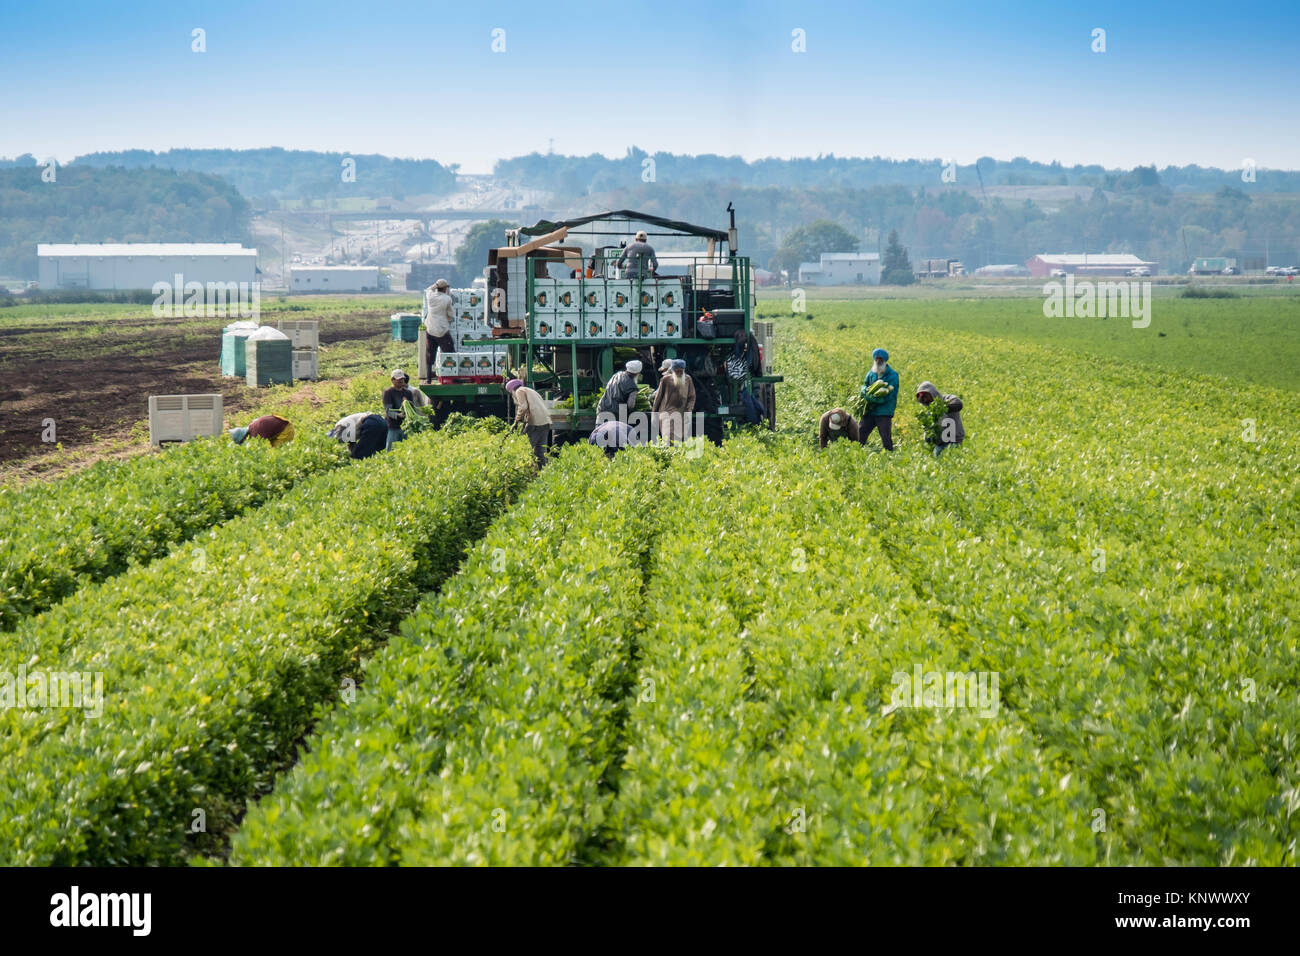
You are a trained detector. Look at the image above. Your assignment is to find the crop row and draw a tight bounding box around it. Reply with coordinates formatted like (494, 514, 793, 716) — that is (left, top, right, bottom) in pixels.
(0, 427, 536, 865)
(229, 444, 662, 865)
(0, 371, 393, 632)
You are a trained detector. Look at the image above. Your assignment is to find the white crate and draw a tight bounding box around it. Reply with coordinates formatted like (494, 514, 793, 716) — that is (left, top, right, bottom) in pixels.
(657, 279, 684, 312)
(635, 314, 656, 339)
(554, 278, 582, 312)
(605, 279, 632, 312)
(582, 313, 608, 340)
(555, 314, 582, 341)
(292, 349, 318, 380)
(581, 281, 605, 312)
(471, 351, 497, 375)
(148, 394, 223, 445)
(657, 313, 684, 339)
(607, 315, 636, 340)
(271, 319, 320, 350)
(456, 353, 478, 376)
(493, 352, 508, 377)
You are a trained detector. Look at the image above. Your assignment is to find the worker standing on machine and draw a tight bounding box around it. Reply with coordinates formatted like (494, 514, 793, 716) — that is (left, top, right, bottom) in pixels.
(617, 230, 658, 279)
(423, 278, 455, 383)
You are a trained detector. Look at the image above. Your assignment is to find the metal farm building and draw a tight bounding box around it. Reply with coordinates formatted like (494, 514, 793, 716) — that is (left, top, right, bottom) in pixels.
(1027, 254, 1159, 277)
(37, 243, 259, 290)
(289, 266, 387, 292)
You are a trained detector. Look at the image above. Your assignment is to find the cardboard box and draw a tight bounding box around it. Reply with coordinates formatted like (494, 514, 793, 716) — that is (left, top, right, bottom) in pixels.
(636, 314, 656, 339)
(534, 315, 559, 341)
(583, 313, 608, 340)
(581, 281, 605, 312)
(636, 282, 658, 311)
(554, 278, 582, 312)
(657, 279, 684, 311)
(531, 277, 556, 312)
(657, 313, 684, 339)
(436, 351, 460, 378)
(605, 279, 632, 312)
(556, 315, 582, 341)
(607, 315, 635, 339)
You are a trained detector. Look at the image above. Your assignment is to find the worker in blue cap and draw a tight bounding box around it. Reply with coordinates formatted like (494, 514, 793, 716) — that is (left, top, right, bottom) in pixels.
(858, 347, 899, 451)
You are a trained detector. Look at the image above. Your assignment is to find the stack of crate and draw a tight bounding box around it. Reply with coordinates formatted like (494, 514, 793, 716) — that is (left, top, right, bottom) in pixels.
(272, 319, 321, 380)
(436, 288, 504, 380)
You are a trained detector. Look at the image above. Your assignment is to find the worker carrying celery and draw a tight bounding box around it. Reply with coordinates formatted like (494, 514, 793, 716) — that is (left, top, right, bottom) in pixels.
(857, 348, 900, 451)
(915, 381, 966, 456)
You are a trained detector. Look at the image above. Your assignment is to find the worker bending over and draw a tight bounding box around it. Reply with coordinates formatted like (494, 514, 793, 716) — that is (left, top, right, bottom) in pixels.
(597, 359, 643, 423)
(818, 408, 860, 448)
(230, 414, 295, 447)
(505, 378, 552, 469)
(328, 411, 388, 460)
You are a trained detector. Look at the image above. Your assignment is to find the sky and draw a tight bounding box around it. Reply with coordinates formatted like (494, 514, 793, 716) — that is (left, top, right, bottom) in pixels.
(2, 0, 1297, 173)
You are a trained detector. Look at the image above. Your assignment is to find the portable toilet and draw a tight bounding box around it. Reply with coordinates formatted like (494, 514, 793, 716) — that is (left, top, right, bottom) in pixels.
(220, 321, 260, 377)
(245, 326, 294, 387)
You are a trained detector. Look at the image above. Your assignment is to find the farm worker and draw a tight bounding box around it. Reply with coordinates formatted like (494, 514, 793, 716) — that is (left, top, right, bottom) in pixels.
(818, 408, 860, 448)
(423, 278, 455, 382)
(327, 411, 388, 460)
(381, 368, 428, 451)
(652, 358, 696, 445)
(617, 230, 658, 280)
(597, 359, 643, 423)
(915, 381, 966, 456)
(588, 420, 642, 458)
(505, 378, 552, 469)
(858, 348, 900, 451)
(229, 414, 295, 448)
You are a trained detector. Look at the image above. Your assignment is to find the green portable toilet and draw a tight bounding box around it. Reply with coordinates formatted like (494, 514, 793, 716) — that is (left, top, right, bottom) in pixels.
(245, 327, 294, 387)
(391, 312, 422, 342)
(220, 321, 260, 377)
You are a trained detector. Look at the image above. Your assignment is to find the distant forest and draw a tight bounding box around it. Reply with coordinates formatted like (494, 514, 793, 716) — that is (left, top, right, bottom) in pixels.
(62, 148, 459, 205)
(0, 164, 251, 277)
(495, 148, 1300, 195)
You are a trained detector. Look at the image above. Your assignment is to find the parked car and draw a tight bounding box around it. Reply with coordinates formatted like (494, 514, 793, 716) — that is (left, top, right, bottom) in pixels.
(1126, 267, 1151, 277)
(1221, 266, 1240, 275)
(1049, 268, 1067, 278)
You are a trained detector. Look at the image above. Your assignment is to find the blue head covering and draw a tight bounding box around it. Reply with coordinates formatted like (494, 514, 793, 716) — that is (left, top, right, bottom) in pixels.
(872, 348, 889, 362)
(229, 426, 250, 445)
(672, 359, 686, 371)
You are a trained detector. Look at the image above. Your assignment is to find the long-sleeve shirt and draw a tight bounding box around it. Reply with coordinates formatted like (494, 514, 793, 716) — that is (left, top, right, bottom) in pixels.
(651, 372, 696, 415)
(382, 385, 428, 426)
(512, 385, 552, 427)
(818, 408, 861, 448)
(424, 289, 454, 337)
(597, 370, 639, 419)
(617, 241, 658, 279)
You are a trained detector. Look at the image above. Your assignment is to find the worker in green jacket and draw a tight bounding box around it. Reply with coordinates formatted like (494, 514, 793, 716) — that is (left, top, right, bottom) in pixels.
(859, 347, 899, 451)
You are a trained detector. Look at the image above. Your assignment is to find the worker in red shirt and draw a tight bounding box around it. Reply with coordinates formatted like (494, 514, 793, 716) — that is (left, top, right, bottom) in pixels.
(229, 414, 295, 447)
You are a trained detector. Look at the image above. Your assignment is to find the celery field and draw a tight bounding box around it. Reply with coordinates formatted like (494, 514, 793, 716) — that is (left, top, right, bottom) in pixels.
(2, 297, 1297, 865)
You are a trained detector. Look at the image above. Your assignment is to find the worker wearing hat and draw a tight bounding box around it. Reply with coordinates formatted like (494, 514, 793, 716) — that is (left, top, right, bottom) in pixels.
(596, 359, 643, 423)
(230, 414, 295, 447)
(381, 368, 429, 451)
(423, 278, 455, 382)
(859, 347, 900, 451)
(505, 378, 552, 469)
(617, 230, 658, 280)
(818, 407, 861, 448)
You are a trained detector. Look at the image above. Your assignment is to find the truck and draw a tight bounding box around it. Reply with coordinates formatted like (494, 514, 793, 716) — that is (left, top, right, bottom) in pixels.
(915, 257, 964, 278)
(414, 209, 781, 442)
(1190, 256, 1236, 275)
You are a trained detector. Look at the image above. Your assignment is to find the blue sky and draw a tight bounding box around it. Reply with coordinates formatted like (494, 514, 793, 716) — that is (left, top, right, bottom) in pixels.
(2, 0, 1296, 172)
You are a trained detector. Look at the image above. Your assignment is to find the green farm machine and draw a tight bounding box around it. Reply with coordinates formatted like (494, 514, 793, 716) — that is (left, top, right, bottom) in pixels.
(415, 209, 780, 442)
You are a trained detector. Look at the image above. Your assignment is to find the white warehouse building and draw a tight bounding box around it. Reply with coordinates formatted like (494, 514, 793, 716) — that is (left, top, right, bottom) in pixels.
(798, 252, 881, 286)
(290, 266, 388, 293)
(37, 243, 259, 290)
